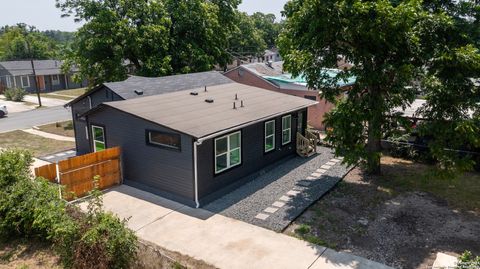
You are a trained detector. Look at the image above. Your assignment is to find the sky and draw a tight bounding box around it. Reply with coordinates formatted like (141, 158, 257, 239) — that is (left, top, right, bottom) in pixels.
(0, 0, 288, 32)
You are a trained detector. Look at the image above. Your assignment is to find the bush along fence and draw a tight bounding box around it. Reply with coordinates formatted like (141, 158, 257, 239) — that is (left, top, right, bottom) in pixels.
(35, 147, 122, 200)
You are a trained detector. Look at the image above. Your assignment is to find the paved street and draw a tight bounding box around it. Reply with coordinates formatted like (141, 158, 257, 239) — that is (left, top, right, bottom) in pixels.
(0, 106, 71, 133)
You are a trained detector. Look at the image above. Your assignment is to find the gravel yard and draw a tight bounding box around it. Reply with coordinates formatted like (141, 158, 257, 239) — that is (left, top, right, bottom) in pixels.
(205, 146, 351, 231)
(285, 156, 480, 269)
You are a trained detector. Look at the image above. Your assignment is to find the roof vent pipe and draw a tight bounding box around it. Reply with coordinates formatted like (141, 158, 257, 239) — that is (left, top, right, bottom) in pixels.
(204, 86, 207, 92)
(233, 102, 236, 109)
(241, 100, 244, 107)
(235, 93, 238, 100)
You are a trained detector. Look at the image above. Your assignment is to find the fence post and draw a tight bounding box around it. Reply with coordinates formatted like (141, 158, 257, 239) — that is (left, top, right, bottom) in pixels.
(55, 163, 61, 199)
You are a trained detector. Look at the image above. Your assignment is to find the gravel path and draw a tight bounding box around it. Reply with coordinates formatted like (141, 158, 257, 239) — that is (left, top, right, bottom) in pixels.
(204, 146, 351, 232)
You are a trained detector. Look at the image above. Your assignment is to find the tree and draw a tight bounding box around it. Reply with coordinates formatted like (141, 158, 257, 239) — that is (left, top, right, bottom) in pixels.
(56, 0, 240, 86)
(251, 12, 283, 48)
(279, 0, 479, 174)
(227, 11, 267, 59)
(0, 24, 58, 60)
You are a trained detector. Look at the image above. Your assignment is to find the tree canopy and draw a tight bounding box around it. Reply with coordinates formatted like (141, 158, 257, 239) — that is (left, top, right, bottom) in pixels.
(0, 24, 60, 61)
(56, 0, 283, 86)
(279, 0, 480, 173)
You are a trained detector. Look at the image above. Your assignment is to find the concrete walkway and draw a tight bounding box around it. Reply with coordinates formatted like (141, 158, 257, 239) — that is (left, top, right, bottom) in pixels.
(22, 128, 75, 142)
(84, 185, 393, 269)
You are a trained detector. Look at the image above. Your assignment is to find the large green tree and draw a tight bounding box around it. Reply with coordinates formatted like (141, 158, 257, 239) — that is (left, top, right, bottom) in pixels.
(251, 12, 283, 48)
(0, 24, 59, 60)
(279, 0, 479, 174)
(57, 0, 240, 86)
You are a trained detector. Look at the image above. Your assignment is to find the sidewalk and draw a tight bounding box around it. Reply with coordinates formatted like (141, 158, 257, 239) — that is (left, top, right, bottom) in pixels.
(84, 185, 393, 269)
(22, 128, 75, 142)
(24, 95, 71, 107)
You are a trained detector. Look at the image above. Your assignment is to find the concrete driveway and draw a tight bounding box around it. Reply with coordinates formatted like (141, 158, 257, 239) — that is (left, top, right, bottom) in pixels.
(83, 185, 393, 269)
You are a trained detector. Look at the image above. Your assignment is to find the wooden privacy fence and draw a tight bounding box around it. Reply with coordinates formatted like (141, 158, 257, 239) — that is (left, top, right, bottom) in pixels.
(35, 147, 122, 200)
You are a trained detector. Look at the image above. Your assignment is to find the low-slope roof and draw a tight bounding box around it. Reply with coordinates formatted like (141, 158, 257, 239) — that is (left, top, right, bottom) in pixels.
(92, 82, 317, 139)
(0, 60, 69, 76)
(67, 71, 233, 106)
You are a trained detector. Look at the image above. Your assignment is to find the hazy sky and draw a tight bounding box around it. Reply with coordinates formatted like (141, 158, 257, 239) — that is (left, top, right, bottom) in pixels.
(0, 0, 288, 32)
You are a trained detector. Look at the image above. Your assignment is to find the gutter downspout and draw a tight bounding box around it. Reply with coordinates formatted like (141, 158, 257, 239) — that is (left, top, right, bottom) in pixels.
(193, 140, 202, 208)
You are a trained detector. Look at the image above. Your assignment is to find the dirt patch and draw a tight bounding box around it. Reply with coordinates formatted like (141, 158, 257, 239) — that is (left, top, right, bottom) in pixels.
(0, 130, 75, 157)
(285, 157, 480, 269)
(0, 239, 61, 269)
(134, 239, 217, 269)
(37, 121, 75, 137)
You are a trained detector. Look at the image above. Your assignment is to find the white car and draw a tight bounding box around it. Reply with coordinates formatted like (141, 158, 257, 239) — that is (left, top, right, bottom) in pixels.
(0, 104, 7, 118)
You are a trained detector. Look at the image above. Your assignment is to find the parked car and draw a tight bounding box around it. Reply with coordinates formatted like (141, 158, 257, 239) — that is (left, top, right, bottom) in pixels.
(0, 104, 7, 117)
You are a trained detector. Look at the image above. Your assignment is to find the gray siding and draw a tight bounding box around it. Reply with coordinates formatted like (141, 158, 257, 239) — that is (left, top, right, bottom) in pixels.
(71, 87, 124, 155)
(87, 106, 195, 205)
(196, 109, 305, 203)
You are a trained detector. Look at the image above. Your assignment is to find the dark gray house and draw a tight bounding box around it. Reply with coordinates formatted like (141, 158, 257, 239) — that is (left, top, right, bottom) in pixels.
(80, 82, 317, 207)
(66, 71, 234, 155)
(0, 60, 85, 92)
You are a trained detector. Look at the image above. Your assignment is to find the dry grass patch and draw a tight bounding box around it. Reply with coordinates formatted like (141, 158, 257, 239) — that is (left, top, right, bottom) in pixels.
(37, 121, 74, 137)
(0, 130, 74, 157)
(0, 239, 61, 269)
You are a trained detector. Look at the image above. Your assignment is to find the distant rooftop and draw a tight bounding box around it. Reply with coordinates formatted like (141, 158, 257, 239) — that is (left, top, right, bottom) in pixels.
(93, 82, 317, 138)
(103, 71, 234, 100)
(237, 61, 356, 90)
(0, 60, 70, 76)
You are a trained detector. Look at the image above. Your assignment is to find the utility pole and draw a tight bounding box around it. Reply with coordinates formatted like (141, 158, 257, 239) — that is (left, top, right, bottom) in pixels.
(25, 36, 42, 107)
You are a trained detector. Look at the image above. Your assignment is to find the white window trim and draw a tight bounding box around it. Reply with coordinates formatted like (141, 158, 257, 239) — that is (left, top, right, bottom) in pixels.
(282, 115, 292, 145)
(5, 76, 12, 88)
(264, 120, 275, 153)
(91, 125, 105, 152)
(20, 75, 30, 88)
(52, 74, 60, 85)
(214, 131, 241, 174)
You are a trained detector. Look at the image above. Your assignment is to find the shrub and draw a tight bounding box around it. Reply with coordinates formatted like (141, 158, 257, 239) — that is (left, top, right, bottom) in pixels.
(68, 186, 137, 269)
(4, 87, 27, 102)
(0, 150, 138, 269)
(457, 251, 480, 269)
(0, 149, 32, 188)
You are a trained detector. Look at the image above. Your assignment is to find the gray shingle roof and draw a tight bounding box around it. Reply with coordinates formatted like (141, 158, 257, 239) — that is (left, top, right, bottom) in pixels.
(0, 60, 67, 76)
(97, 82, 317, 138)
(103, 71, 234, 100)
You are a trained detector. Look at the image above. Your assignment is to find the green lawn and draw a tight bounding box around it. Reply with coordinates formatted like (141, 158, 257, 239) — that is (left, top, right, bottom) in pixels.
(51, 87, 88, 97)
(0, 130, 75, 157)
(28, 87, 88, 101)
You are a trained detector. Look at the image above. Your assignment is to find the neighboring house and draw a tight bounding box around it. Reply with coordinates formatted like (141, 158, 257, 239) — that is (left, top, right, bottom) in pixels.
(80, 82, 317, 207)
(261, 48, 282, 63)
(65, 71, 235, 155)
(223, 61, 356, 130)
(0, 60, 85, 93)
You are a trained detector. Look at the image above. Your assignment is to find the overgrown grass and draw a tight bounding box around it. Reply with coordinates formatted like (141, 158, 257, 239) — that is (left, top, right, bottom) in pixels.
(378, 156, 480, 212)
(52, 88, 87, 97)
(0, 130, 74, 157)
(37, 121, 74, 137)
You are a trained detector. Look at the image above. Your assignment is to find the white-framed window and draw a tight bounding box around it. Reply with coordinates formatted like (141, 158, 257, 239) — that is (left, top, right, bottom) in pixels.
(282, 115, 292, 145)
(52, 74, 60, 85)
(5, 76, 12, 88)
(265, 120, 275, 152)
(20, 76, 30, 88)
(91, 125, 106, 152)
(214, 131, 241, 174)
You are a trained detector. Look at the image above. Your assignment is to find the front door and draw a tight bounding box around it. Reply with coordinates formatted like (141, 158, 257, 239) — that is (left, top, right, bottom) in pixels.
(297, 111, 305, 135)
(36, 76, 45, 90)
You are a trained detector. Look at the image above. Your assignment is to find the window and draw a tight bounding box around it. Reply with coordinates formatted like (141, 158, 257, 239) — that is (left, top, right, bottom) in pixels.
(215, 131, 241, 174)
(297, 111, 304, 135)
(21, 76, 30, 88)
(147, 130, 181, 150)
(264, 120, 275, 152)
(91, 125, 105, 152)
(5, 76, 12, 88)
(52, 75, 60, 85)
(282, 115, 292, 145)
